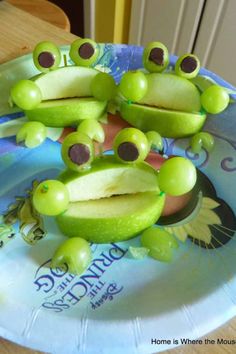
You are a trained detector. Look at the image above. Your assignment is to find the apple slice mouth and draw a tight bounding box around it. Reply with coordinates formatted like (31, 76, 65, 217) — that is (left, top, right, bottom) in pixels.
(137, 102, 202, 115)
(59, 156, 160, 202)
(56, 156, 165, 242)
(120, 101, 207, 138)
(56, 192, 165, 243)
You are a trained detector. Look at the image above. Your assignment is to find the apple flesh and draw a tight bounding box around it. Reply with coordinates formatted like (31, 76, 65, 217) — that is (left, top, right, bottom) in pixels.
(32, 66, 98, 100)
(23, 66, 107, 126)
(139, 73, 201, 112)
(26, 98, 107, 127)
(56, 192, 165, 243)
(119, 73, 206, 138)
(58, 156, 160, 202)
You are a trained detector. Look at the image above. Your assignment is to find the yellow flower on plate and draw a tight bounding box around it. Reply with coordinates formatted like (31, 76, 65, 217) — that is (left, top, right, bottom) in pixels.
(163, 194, 221, 244)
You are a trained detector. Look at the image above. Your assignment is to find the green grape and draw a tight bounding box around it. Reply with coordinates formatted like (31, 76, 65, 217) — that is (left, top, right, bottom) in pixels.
(10, 80, 42, 110)
(158, 157, 197, 196)
(119, 71, 148, 102)
(61, 132, 94, 171)
(77, 119, 105, 143)
(33, 180, 69, 216)
(51, 237, 92, 275)
(190, 132, 214, 153)
(69, 38, 99, 67)
(143, 42, 169, 73)
(175, 54, 200, 79)
(16, 121, 47, 148)
(141, 227, 178, 262)
(145, 131, 163, 151)
(113, 127, 149, 163)
(33, 41, 61, 72)
(201, 85, 230, 114)
(91, 72, 117, 101)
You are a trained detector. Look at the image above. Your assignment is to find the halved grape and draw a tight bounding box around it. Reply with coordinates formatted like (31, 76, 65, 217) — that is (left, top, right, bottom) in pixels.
(33, 41, 61, 72)
(190, 132, 214, 153)
(143, 42, 169, 73)
(10, 80, 42, 110)
(119, 71, 148, 102)
(51, 237, 92, 275)
(33, 180, 69, 216)
(69, 38, 99, 67)
(16, 121, 47, 148)
(91, 72, 117, 101)
(77, 119, 105, 143)
(175, 54, 200, 79)
(61, 132, 94, 171)
(141, 227, 178, 262)
(145, 131, 163, 151)
(158, 157, 197, 196)
(113, 127, 149, 163)
(201, 85, 229, 114)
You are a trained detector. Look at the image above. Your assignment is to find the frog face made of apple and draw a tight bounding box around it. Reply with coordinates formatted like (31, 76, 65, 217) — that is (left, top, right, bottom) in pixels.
(32, 123, 197, 244)
(118, 41, 232, 152)
(10, 39, 116, 148)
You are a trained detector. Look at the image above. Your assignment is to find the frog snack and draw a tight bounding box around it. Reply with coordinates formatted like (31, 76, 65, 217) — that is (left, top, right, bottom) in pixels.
(10, 39, 116, 148)
(118, 41, 233, 153)
(31, 124, 196, 273)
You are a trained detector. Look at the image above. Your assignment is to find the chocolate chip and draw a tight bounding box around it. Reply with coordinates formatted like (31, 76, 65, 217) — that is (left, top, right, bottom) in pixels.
(149, 47, 164, 66)
(180, 56, 197, 73)
(38, 51, 55, 68)
(78, 43, 94, 59)
(118, 142, 139, 162)
(69, 144, 90, 165)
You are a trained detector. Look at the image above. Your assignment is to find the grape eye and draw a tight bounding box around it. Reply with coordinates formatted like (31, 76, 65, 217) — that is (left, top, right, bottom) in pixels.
(69, 143, 91, 165)
(175, 54, 200, 79)
(33, 41, 61, 73)
(113, 128, 149, 164)
(69, 38, 99, 67)
(61, 132, 94, 171)
(143, 41, 169, 73)
(117, 142, 139, 162)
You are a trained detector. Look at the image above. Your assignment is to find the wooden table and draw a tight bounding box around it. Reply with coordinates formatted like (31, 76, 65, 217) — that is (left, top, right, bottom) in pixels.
(0, 2, 235, 353)
(7, 0, 70, 31)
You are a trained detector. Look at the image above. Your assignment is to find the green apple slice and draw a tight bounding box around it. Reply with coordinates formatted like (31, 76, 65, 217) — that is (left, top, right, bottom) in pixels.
(119, 72, 205, 138)
(26, 98, 107, 127)
(32, 66, 98, 100)
(59, 156, 160, 202)
(120, 101, 206, 138)
(56, 156, 164, 243)
(56, 192, 165, 243)
(139, 73, 201, 112)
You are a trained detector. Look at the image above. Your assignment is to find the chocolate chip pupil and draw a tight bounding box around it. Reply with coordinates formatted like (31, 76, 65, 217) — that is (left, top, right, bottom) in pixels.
(38, 51, 55, 68)
(118, 142, 139, 162)
(149, 47, 164, 66)
(180, 56, 197, 73)
(78, 43, 95, 59)
(68, 144, 90, 165)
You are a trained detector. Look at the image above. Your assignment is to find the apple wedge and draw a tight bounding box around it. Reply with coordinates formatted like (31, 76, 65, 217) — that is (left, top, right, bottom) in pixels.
(120, 102, 206, 138)
(26, 98, 107, 127)
(25, 66, 107, 126)
(56, 192, 165, 243)
(56, 156, 165, 243)
(32, 66, 98, 100)
(119, 73, 206, 138)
